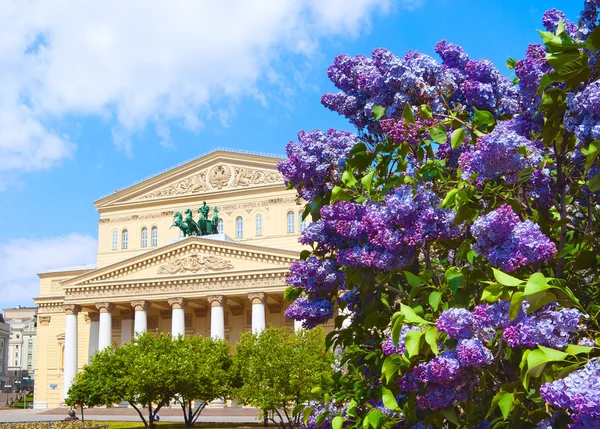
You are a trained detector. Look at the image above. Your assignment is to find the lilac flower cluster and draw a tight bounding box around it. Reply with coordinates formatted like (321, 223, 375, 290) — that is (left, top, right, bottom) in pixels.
(542, 9, 578, 37)
(459, 119, 542, 184)
(278, 129, 359, 204)
(515, 44, 552, 113)
(303, 400, 349, 429)
(379, 117, 436, 146)
(321, 43, 519, 132)
(300, 186, 460, 272)
(286, 257, 345, 298)
(381, 325, 421, 356)
(528, 169, 556, 209)
(284, 295, 333, 329)
(564, 80, 600, 144)
(580, 0, 600, 37)
(471, 205, 556, 272)
(540, 359, 600, 429)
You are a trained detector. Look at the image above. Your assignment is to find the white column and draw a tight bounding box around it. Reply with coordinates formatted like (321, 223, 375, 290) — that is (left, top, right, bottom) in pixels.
(120, 311, 133, 345)
(131, 301, 149, 336)
(208, 295, 226, 340)
(63, 304, 80, 401)
(168, 298, 186, 338)
(96, 302, 114, 350)
(294, 319, 304, 332)
(87, 313, 99, 362)
(248, 292, 266, 334)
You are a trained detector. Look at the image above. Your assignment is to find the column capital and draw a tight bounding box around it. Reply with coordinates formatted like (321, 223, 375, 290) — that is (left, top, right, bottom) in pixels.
(207, 295, 226, 307)
(168, 297, 187, 309)
(95, 302, 114, 313)
(248, 292, 266, 305)
(120, 310, 134, 320)
(62, 304, 81, 315)
(131, 300, 149, 312)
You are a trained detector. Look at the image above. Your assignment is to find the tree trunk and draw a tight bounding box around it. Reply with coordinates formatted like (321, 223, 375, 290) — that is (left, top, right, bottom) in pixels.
(80, 405, 85, 429)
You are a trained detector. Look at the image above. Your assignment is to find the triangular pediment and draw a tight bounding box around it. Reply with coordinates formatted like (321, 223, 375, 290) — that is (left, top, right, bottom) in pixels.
(62, 237, 298, 287)
(94, 149, 285, 209)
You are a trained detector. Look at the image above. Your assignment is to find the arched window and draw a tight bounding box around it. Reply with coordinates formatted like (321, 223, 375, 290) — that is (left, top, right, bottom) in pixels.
(141, 227, 148, 248)
(236, 217, 243, 238)
(299, 211, 307, 232)
(111, 230, 118, 250)
(255, 214, 263, 236)
(217, 219, 224, 234)
(121, 229, 129, 249)
(151, 227, 158, 246)
(287, 211, 295, 233)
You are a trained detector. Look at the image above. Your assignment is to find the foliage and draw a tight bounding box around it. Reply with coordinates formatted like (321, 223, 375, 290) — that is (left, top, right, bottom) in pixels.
(279, 2, 600, 428)
(171, 335, 232, 427)
(232, 327, 334, 429)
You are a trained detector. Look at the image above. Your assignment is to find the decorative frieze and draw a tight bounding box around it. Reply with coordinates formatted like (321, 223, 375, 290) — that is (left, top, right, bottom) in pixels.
(157, 254, 234, 275)
(38, 316, 51, 325)
(50, 280, 63, 292)
(99, 211, 173, 224)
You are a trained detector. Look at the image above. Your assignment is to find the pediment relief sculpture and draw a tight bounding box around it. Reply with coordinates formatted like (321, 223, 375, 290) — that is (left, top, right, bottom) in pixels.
(135, 164, 283, 200)
(157, 253, 234, 275)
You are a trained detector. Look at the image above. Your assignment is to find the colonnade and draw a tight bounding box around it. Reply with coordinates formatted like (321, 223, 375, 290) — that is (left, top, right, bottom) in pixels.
(62, 293, 268, 400)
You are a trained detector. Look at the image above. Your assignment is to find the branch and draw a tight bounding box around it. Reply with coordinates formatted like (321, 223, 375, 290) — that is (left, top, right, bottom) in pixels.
(129, 403, 147, 428)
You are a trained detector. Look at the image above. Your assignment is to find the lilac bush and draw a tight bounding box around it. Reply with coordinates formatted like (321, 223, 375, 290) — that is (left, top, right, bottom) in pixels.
(281, 1, 600, 427)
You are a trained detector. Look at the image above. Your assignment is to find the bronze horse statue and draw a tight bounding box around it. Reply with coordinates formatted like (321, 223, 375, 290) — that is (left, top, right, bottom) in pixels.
(170, 211, 197, 237)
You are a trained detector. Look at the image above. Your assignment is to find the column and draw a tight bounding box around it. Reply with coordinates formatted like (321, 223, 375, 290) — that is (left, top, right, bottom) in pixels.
(168, 298, 186, 338)
(207, 295, 226, 340)
(62, 304, 80, 401)
(248, 292, 266, 334)
(96, 302, 114, 350)
(120, 311, 133, 345)
(131, 300, 149, 336)
(87, 313, 99, 362)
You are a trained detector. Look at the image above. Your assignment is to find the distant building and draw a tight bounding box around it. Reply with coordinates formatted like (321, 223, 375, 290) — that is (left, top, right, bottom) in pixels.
(0, 314, 9, 387)
(3, 306, 37, 391)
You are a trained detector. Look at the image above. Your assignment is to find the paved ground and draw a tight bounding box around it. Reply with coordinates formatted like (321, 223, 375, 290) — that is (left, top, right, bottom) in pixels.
(0, 407, 261, 423)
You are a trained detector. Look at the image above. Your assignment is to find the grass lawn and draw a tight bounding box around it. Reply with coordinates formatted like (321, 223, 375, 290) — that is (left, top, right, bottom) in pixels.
(9, 393, 34, 409)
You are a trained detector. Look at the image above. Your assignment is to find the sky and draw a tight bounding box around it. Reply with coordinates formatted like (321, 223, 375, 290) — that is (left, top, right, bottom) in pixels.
(0, 0, 582, 309)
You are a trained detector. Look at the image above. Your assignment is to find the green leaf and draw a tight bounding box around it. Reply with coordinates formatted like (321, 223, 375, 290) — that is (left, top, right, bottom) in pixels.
(450, 128, 467, 150)
(404, 330, 423, 358)
(299, 250, 311, 260)
(445, 267, 464, 294)
(574, 250, 597, 270)
(381, 354, 403, 384)
(506, 58, 517, 69)
(381, 387, 399, 410)
(330, 186, 352, 203)
(428, 291, 442, 312)
(391, 313, 404, 348)
(400, 304, 432, 325)
(440, 407, 459, 425)
(373, 105, 386, 120)
(284, 286, 302, 302)
(303, 407, 314, 426)
(332, 416, 344, 429)
(509, 292, 524, 320)
(526, 346, 568, 377)
(584, 140, 600, 173)
(497, 392, 515, 420)
(402, 103, 415, 123)
(342, 170, 358, 188)
(425, 327, 439, 356)
(564, 344, 593, 355)
(361, 171, 375, 191)
(589, 173, 600, 192)
(350, 142, 368, 155)
(440, 189, 459, 208)
(403, 271, 422, 288)
(523, 272, 549, 296)
(346, 400, 358, 417)
(492, 269, 524, 287)
(585, 25, 600, 50)
(472, 108, 495, 132)
(420, 104, 433, 119)
(365, 409, 382, 429)
(429, 126, 447, 144)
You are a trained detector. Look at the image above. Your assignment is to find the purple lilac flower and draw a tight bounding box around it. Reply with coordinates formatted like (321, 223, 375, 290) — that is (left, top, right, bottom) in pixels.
(278, 129, 359, 204)
(284, 295, 334, 329)
(578, 337, 596, 347)
(580, 0, 600, 38)
(542, 9, 578, 37)
(381, 325, 421, 356)
(515, 44, 552, 112)
(414, 350, 462, 384)
(459, 119, 542, 184)
(457, 338, 494, 367)
(540, 358, 600, 429)
(435, 40, 470, 69)
(286, 257, 345, 297)
(474, 301, 512, 330)
(529, 169, 556, 209)
(436, 308, 475, 340)
(565, 80, 600, 143)
(380, 117, 436, 145)
(471, 205, 556, 272)
(416, 370, 480, 410)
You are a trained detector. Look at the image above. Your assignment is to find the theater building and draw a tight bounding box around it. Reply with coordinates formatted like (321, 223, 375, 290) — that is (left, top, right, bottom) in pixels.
(33, 149, 316, 409)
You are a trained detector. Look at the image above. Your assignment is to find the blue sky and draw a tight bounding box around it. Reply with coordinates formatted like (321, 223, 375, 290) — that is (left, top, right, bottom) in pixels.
(0, 0, 582, 308)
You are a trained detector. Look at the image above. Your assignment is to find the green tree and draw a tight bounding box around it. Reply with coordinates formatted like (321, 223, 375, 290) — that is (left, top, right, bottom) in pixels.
(232, 327, 333, 429)
(172, 335, 232, 427)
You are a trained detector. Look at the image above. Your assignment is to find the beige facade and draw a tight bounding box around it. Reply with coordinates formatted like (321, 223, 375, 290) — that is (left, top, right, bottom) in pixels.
(33, 149, 319, 409)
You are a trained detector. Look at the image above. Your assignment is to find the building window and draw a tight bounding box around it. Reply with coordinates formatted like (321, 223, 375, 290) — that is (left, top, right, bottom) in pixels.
(141, 227, 148, 247)
(255, 214, 263, 236)
(121, 229, 128, 249)
(151, 227, 158, 246)
(217, 219, 224, 234)
(287, 211, 295, 233)
(111, 230, 118, 250)
(299, 211, 307, 232)
(236, 217, 243, 238)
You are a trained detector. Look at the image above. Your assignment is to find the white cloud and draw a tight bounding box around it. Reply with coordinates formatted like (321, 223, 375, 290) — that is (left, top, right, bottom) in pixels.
(0, 0, 400, 174)
(0, 233, 97, 308)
